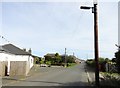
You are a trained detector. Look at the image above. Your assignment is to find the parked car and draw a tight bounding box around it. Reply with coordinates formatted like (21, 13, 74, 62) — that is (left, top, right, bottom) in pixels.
(40, 64, 48, 67)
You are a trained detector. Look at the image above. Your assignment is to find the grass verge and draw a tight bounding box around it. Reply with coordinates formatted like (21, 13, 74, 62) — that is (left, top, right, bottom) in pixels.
(67, 63, 77, 68)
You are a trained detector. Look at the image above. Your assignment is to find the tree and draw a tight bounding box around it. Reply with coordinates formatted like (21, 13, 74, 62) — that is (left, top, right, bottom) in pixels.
(115, 50, 120, 73)
(99, 57, 105, 64)
(40, 58, 45, 64)
(86, 59, 95, 67)
(54, 53, 62, 64)
(66, 55, 75, 63)
(112, 58, 116, 62)
(55, 53, 59, 57)
(33, 56, 41, 64)
(44, 53, 62, 65)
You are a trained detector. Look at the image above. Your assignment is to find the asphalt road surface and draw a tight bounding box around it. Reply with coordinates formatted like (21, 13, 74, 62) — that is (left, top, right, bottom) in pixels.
(4, 62, 90, 87)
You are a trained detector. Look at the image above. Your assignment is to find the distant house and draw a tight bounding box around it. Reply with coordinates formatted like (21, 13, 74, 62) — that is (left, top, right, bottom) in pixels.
(44, 53, 56, 59)
(44, 53, 56, 63)
(0, 44, 34, 76)
(75, 58, 81, 64)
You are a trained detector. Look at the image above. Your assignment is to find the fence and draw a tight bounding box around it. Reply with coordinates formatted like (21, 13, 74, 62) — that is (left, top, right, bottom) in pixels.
(105, 62, 118, 73)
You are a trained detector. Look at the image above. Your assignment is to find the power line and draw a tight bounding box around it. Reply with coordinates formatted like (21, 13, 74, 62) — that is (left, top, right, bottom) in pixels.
(0, 35, 11, 44)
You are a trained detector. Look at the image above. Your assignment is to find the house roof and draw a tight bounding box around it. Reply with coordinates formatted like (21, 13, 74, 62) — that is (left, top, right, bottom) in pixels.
(0, 46, 5, 53)
(1, 44, 31, 55)
(44, 53, 55, 57)
(0, 46, 3, 51)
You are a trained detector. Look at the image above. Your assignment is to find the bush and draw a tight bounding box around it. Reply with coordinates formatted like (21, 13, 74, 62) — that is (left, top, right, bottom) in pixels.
(40, 60, 44, 64)
(86, 59, 95, 67)
(100, 72, 120, 87)
(46, 61, 51, 67)
(86, 58, 109, 72)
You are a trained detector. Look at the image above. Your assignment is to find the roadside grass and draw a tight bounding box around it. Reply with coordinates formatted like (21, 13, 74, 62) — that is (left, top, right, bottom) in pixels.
(100, 72, 120, 87)
(67, 63, 77, 68)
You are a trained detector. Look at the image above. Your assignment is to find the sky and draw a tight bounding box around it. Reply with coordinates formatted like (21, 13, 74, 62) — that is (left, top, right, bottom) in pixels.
(1, 0, 119, 60)
(118, 2, 120, 45)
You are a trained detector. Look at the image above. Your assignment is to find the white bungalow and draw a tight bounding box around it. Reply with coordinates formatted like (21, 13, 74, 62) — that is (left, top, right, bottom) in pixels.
(0, 44, 34, 76)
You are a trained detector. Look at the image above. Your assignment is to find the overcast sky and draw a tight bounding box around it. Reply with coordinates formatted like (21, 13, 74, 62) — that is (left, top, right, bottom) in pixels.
(1, 0, 118, 59)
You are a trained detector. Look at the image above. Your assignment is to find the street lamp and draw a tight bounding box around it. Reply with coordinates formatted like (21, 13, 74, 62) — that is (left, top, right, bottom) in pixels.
(80, 6, 91, 9)
(80, 2, 99, 87)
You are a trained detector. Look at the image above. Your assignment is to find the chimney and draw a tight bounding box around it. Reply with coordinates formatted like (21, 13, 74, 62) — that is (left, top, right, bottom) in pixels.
(28, 48, 32, 54)
(23, 48, 26, 51)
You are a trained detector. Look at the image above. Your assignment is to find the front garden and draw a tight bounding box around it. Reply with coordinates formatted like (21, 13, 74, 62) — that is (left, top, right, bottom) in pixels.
(86, 57, 120, 87)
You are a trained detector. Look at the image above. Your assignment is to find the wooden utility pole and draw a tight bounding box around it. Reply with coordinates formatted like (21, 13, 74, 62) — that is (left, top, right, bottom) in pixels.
(93, 3, 99, 87)
(80, 0, 99, 87)
(65, 48, 67, 67)
(73, 52, 74, 56)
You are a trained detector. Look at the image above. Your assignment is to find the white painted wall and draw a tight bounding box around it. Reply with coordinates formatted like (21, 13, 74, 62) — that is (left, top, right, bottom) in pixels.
(0, 52, 34, 75)
(29, 56, 34, 68)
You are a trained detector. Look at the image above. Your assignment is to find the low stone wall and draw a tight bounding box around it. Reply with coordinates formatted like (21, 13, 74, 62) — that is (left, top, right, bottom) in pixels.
(9, 61, 28, 77)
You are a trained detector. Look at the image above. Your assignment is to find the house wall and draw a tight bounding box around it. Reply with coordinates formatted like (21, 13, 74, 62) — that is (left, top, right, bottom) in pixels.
(0, 53, 34, 76)
(29, 56, 34, 68)
(25, 56, 34, 76)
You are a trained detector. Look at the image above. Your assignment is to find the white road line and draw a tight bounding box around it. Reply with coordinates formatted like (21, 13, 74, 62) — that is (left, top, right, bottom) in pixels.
(86, 71, 92, 84)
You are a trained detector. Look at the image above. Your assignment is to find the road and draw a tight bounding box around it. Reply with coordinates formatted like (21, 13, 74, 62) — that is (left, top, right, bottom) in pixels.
(3, 62, 91, 87)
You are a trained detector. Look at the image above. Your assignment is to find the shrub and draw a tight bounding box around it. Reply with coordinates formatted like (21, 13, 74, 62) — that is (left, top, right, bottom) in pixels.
(100, 72, 120, 87)
(86, 59, 95, 67)
(46, 61, 51, 67)
(40, 60, 44, 64)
